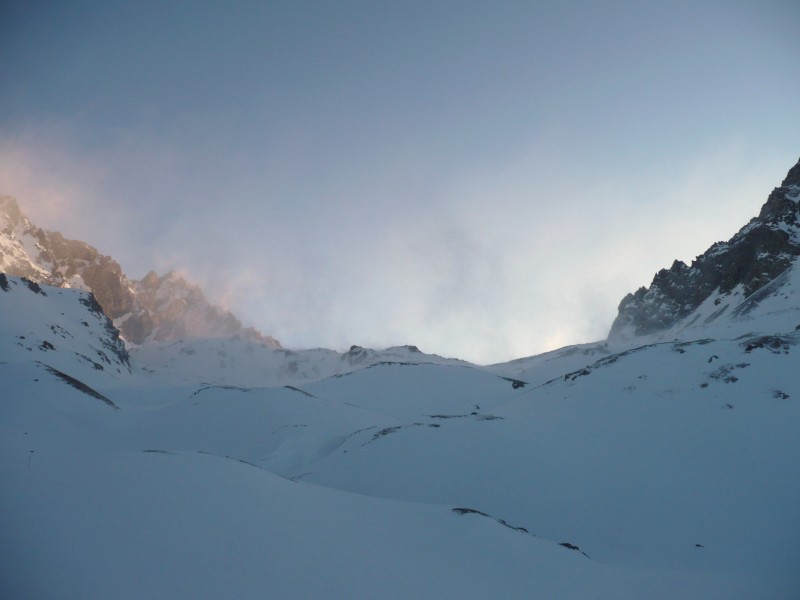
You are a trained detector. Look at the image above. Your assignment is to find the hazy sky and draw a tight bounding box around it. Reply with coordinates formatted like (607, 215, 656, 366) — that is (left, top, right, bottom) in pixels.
(1, 1, 799, 363)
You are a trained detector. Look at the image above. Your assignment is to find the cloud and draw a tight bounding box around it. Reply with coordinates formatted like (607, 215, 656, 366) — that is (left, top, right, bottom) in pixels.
(0, 129, 107, 227)
(0, 122, 791, 364)
(0, 125, 157, 274)
(364, 139, 789, 363)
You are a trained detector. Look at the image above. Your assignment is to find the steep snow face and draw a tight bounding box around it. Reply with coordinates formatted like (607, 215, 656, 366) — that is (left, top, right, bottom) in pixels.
(601, 256, 800, 351)
(0, 274, 130, 384)
(0, 196, 280, 347)
(2, 276, 799, 599)
(609, 158, 800, 340)
(659, 260, 800, 340)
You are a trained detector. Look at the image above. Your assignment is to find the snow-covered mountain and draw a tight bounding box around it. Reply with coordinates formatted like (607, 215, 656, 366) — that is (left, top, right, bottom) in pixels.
(2, 159, 800, 599)
(609, 157, 800, 340)
(0, 196, 279, 347)
(0, 272, 130, 382)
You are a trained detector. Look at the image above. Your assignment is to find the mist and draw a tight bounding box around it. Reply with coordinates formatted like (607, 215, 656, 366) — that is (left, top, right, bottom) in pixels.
(1, 1, 798, 363)
(0, 129, 789, 364)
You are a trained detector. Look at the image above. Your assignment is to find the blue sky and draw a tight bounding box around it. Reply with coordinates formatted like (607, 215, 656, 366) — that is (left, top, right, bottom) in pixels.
(1, 1, 799, 363)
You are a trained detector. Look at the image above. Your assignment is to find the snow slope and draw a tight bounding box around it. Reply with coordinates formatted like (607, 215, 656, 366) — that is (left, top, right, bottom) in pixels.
(2, 271, 799, 599)
(130, 337, 471, 387)
(304, 337, 800, 591)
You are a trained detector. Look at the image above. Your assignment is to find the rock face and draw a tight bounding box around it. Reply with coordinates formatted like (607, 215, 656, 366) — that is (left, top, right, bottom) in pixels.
(121, 270, 272, 344)
(0, 196, 280, 347)
(609, 158, 800, 339)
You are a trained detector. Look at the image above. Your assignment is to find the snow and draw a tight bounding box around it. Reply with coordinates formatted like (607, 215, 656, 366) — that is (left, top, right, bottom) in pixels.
(0, 224, 51, 281)
(304, 341, 800, 581)
(2, 451, 605, 600)
(2, 273, 799, 598)
(130, 339, 470, 387)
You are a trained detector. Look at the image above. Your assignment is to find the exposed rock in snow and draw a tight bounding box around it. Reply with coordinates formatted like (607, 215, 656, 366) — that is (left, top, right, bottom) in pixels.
(609, 157, 800, 339)
(0, 196, 280, 347)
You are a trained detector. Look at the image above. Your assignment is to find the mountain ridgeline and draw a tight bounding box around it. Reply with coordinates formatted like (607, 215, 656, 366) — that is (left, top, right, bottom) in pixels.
(3, 158, 800, 351)
(609, 158, 800, 339)
(0, 196, 280, 347)
(2, 159, 800, 599)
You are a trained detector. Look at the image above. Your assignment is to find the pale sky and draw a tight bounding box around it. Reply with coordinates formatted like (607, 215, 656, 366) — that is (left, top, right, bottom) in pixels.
(1, 1, 798, 363)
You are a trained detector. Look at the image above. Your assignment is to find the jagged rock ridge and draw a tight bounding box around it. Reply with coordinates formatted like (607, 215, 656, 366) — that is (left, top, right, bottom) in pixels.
(609, 158, 800, 339)
(0, 196, 280, 347)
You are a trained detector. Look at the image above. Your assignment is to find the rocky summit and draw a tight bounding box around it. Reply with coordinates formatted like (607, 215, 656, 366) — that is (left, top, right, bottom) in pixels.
(0, 196, 280, 347)
(609, 157, 800, 339)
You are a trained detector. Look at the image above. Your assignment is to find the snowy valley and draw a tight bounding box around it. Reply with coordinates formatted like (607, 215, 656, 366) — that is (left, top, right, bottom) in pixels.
(2, 159, 800, 598)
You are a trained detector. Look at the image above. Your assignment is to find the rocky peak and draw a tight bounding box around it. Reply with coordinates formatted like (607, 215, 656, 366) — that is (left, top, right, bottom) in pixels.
(0, 196, 280, 348)
(780, 158, 800, 188)
(122, 269, 279, 346)
(140, 270, 160, 288)
(609, 157, 800, 340)
(755, 158, 800, 229)
(0, 195, 25, 228)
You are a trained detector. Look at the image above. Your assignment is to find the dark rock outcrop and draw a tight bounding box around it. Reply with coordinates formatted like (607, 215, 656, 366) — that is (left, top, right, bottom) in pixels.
(609, 158, 800, 339)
